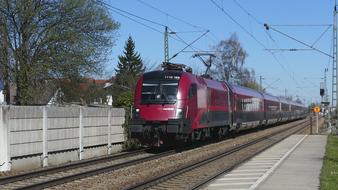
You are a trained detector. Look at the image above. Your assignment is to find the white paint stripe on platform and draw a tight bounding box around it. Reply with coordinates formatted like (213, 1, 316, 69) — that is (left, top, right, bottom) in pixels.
(234, 166, 271, 170)
(246, 162, 275, 164)
(208, 189, 247, 190)
(250, 158, 280, 161)
(247, 160, 276, 162)
(227, 173, 263, 176)
(233, 169, 268, 172)
(209, 182, 253, 186)
(248, 135, 308, 190)
(217, 177, 258, 181)
(254, 156, 282, 159)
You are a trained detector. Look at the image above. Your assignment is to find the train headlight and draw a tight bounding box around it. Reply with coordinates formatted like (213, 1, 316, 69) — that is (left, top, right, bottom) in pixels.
(134, 108, 140, 119)
(176, 108, 184, 119)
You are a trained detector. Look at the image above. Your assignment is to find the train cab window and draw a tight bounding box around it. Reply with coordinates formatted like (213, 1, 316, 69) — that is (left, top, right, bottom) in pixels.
(141, 79, 179, 104)
(188, 84, 197, 99)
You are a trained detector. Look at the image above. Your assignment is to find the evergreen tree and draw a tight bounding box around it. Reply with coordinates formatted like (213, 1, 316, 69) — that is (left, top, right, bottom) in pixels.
(115, 36, 145, 90)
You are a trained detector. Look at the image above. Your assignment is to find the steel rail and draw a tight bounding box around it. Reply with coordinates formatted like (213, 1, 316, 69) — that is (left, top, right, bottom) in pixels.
(0, 148, 151, 185)
(10, 149, 176, 190)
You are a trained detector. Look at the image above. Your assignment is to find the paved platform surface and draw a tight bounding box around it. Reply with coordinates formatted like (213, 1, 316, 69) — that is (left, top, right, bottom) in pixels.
(204, 134, 327, 190)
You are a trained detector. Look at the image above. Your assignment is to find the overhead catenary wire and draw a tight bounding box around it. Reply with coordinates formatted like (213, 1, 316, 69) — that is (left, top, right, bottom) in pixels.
(104, 7, 163, 34)
(169, 30, 210, 61)
(233, 0, 302, 80)
(269, 24, 332, 27)
(231, 1, 332, 100)
(264, 23, 333, 58)
(97, 1, 208, 56)
(210, 0, 266, 48)
(311, 24, 332, 47)
(97, 0, 165, 27)
(210, 0, 302, 89)
(137, 0, 205, 30)
(136, 0, 220, 45)
(233, 0, 263, 25)
(232, 0, 332, 98)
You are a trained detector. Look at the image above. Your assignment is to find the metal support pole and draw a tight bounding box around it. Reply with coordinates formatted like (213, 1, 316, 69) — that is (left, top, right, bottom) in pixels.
(79, 106, 84, 160)
(0, 106, 11, 171)
(164, 26, 169, 63)
(310, 116, 313, 135)
(316, 112, 319, 134)
(42, 107, 48, 167)
(107, 108, 112, 155)
(335, 5, 338, 130)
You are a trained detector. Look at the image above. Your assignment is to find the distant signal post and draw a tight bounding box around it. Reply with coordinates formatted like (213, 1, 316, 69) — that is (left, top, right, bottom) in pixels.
(313, 106, 320, 134)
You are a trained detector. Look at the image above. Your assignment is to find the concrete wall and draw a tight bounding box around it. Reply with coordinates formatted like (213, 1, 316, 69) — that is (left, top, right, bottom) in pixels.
(0, 106, 125, 172)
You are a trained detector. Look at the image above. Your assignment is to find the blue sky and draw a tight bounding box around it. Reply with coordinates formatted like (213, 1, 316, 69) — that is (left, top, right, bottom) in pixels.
(104, 0, 334, 105)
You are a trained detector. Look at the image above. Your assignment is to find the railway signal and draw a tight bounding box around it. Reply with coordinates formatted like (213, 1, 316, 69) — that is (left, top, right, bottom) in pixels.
(313, 106, 321, 113)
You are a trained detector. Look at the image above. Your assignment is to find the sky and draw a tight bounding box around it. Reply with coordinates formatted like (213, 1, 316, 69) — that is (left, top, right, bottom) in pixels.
(103, 0, 334, 105)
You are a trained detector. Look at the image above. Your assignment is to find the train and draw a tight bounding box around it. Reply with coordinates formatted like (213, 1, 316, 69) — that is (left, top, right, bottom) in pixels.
(129, 63, 308, 146)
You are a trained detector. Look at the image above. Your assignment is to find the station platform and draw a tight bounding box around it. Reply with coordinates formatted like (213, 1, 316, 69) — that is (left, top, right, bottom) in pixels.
(204, 134, 327, 190)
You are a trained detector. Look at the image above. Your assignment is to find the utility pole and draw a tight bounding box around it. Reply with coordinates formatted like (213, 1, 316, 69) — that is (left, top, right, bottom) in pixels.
(333, 4, 338, 131)
(164, 26, 169, 63)
(260, 76, 264, 91)
(324, 68, 328, 103)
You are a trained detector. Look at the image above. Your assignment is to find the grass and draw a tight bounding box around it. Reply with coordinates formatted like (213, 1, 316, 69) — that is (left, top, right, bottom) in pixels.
(320, 135, 338, 190)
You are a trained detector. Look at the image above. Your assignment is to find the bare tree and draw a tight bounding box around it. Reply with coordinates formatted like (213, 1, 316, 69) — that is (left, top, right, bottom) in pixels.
(0, 0, 119, 104)
(210, 33, 262, 91)
(211, 33, 247, 82)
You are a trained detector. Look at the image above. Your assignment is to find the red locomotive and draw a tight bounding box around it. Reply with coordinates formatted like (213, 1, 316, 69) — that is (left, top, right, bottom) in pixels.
(129, 63, 307, 146)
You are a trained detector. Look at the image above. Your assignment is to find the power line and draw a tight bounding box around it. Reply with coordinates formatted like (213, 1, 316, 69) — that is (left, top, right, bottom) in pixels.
(210, 0, 302, 88)
(137, 0, 205, 30)
(233, 0, 324, 86)
(98, 1, 206, 57)
(169, 30, 210, 61)
(233, 0, 263, 25)
(108, 9, 163, 34)
(270, 24, 332, 27)
(173, 30, 206, 33)
(311, 24, 332, 47)
(98, 0, 165, 27)
(265, 48, 314, 51)
(136, 0, 220, 46)
(233, 0, 298, 75)
(210, 0, 266, 48)
(97, 1, 163, 34)
(264, 23, 333, 58)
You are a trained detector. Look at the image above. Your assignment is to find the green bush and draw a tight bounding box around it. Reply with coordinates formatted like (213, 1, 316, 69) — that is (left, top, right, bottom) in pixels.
(114, 91, 141, 150)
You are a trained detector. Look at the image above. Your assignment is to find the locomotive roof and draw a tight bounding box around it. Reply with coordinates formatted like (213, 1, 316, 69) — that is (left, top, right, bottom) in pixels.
(142, 70, 183, 79)
(230, 84, 264, 99)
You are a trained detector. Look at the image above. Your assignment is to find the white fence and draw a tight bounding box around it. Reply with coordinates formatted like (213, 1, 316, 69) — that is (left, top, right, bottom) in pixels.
(0, 106, 125, 172)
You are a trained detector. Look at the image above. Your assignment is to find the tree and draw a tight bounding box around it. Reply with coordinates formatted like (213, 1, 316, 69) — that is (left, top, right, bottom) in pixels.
(115, 36, 145, 89)
(210, 33, 262, 91)
(211, 33, 247, 82)
(0, 0, 119, 105)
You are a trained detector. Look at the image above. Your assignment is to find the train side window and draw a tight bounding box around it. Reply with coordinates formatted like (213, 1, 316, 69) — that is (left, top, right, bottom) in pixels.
(188, 84, 197, 99)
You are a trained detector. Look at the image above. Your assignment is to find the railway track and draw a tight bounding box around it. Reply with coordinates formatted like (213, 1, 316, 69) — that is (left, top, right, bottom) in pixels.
(0, 148, 176, 190)
(0, 118, 313, 190)
(125, 119, 311, 190)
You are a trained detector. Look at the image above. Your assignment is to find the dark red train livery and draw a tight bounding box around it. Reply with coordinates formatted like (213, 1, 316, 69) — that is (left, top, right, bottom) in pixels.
(130, 67, 307, 146)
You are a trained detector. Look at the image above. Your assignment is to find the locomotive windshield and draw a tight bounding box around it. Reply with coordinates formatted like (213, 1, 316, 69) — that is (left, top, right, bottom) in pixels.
(141, 79, 179, 104)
